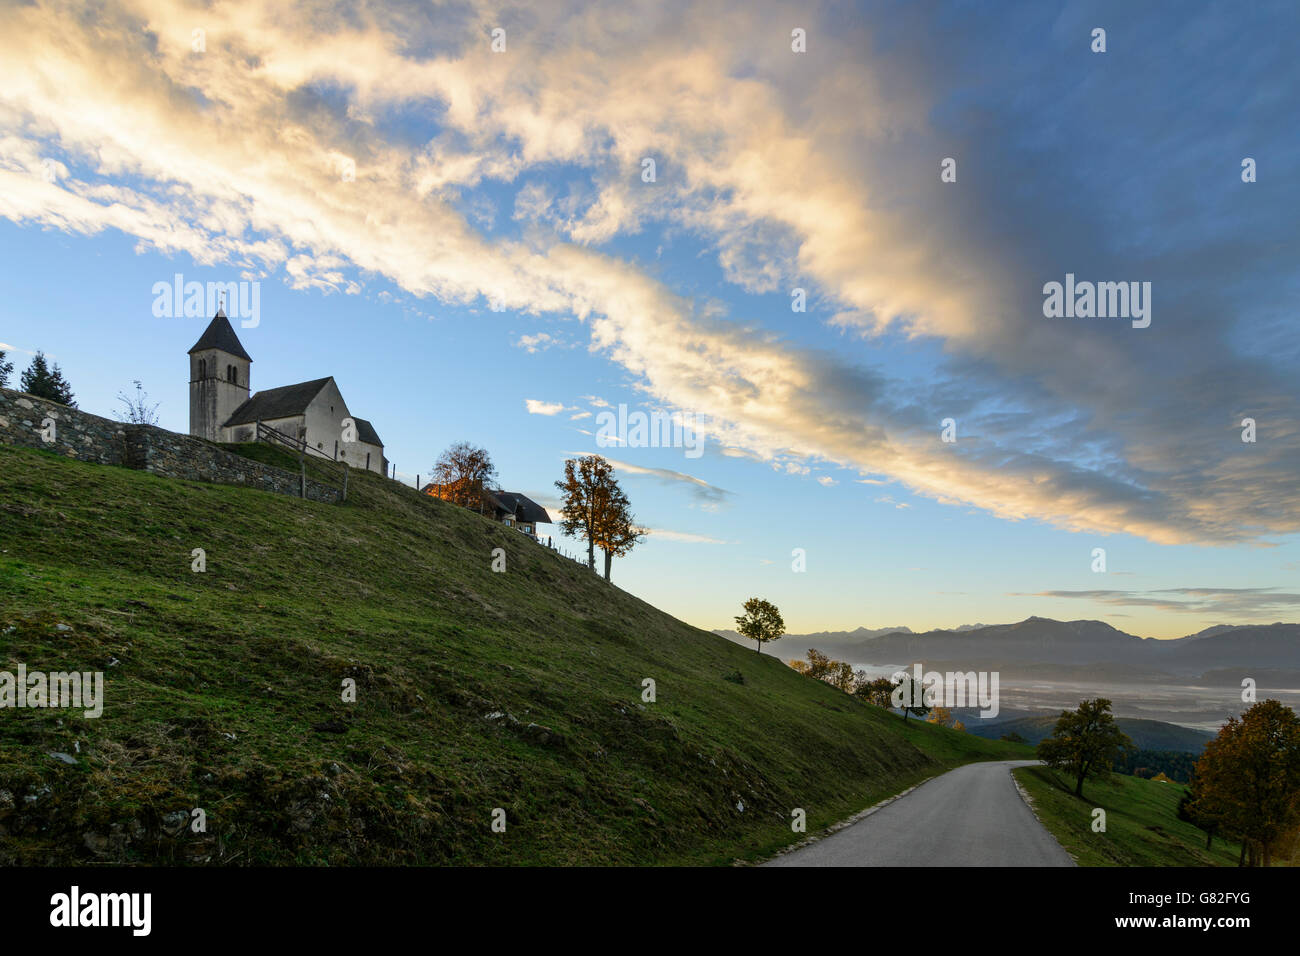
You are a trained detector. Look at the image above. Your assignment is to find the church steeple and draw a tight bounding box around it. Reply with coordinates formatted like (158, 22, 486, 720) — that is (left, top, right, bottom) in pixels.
(188, 309, 252, 441)
(188, 307, 252, 362)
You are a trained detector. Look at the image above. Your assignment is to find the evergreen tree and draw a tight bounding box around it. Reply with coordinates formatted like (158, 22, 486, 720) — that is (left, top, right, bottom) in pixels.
(20, 351, 76, 406)
(0, 350, 13, 388)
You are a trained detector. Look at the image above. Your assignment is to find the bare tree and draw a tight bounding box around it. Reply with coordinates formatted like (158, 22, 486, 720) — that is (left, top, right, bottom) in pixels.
(116, 380, 160, 425)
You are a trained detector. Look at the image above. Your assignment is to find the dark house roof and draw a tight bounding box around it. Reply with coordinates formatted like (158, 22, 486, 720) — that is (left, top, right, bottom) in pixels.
(352, 417, 383, 447)
(486, 491, 552, 525)
(223, 377, 333, 427)
(188, 310, 252, 361)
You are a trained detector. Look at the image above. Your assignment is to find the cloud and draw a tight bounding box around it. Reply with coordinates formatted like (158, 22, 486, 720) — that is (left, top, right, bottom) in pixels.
(1, 0, 1296, 546)
(817, 476, 837, 487)
(587, 454, 732, 509)
(1021, 588, 1300, 619)
(644, 528, 728, 544)
(516, 332, 560, 353)
(525, 399, 569, 416)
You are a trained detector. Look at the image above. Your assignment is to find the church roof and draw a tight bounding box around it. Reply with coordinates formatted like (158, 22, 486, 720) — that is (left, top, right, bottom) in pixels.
(188, 309, 252, 361)
(352, 417, 383, 447)
(486, 491, 552, 524)
(223, 377, 334, 427)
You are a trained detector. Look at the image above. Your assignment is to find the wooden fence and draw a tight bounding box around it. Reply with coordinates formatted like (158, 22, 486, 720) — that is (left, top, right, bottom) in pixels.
(255, 420, 349, 502)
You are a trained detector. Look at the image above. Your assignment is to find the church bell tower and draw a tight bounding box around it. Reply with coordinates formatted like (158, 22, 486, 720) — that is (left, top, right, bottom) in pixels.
(188, 308, 252, 441)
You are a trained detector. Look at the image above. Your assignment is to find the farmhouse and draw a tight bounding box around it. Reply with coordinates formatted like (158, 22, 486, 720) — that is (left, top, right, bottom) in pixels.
(421, 483, 552, 537)
(485, 490, 552, 537)
(188, 310, 386, 474)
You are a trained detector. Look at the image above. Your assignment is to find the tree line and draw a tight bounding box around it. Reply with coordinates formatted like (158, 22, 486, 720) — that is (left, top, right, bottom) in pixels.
(787, 649, 966, 728)
(1115, 748, 1199, 783)
(732, 599, 966, 728)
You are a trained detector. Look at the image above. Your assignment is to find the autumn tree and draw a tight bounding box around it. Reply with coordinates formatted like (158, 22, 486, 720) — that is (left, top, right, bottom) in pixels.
(20, 351, 75, 406)
(1178, 775, 1223, 851)
(831, 661, 855, 694)
(804, 648, 834, 681)
(554, 455, 618, 570)
(734, 598, 785, 655)
(592, 481, 645, 582)
(431, 441, 498, 511)
(1036, 698, 1133, 799)
(854, 675, 896, 709)
(927, 706, 954, 728)
(1188, 699, 1300, 867)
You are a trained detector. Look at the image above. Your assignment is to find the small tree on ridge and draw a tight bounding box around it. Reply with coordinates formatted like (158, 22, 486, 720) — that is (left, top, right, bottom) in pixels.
(734, 598, 785, 655)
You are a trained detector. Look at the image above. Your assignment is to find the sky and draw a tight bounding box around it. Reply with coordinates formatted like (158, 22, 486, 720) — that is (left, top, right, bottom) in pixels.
(1, 0, 1298, 639)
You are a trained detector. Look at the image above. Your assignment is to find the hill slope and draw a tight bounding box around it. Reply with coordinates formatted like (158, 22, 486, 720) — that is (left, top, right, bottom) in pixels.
(1013, 766, 1244, 866)
(0, 444, 1024, 865)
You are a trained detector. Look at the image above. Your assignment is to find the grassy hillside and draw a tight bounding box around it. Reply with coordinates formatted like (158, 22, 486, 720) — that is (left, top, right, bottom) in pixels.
(0, 444, 1027, 865)
(1013, 766, 1242, 866)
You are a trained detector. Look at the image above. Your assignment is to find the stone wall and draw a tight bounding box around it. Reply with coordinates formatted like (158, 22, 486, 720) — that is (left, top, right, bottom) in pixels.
(0, 387, 341, 503)
(0, 388, 126, 465)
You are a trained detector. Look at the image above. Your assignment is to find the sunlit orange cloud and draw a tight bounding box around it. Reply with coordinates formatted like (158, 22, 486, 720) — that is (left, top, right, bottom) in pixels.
(2, 0, 1297, 546)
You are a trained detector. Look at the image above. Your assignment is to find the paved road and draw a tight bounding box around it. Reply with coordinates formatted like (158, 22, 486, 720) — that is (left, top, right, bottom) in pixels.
(767, 760, 1074, 867)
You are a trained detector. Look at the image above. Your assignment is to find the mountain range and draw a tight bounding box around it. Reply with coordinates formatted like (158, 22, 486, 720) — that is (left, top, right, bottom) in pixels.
(964, 715, 1216, 752)
(713, 617, 1300, 683)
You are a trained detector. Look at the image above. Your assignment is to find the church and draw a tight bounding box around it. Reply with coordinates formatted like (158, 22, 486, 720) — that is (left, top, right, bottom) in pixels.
(188, 310, 386, 474)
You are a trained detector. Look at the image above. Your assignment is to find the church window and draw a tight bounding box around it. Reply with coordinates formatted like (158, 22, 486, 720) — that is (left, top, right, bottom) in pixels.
(198, 359, 207, 379)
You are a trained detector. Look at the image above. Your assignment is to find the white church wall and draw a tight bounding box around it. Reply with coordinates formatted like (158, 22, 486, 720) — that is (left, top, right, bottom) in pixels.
(226, 415, 305, 445)
(350, 439, 385, 474)
(303, 380, 351, 460)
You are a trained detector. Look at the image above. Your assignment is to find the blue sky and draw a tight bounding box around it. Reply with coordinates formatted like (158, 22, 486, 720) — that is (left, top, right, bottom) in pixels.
(2, 0, 1298, 638)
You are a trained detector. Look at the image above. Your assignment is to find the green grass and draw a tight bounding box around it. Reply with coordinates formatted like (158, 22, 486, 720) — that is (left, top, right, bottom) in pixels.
(0, 444, 1028, 865)
(1013, 765, 1242, 866)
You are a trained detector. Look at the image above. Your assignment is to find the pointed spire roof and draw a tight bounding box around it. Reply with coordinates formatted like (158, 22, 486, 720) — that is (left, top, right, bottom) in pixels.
(188, 309, 252, 361)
